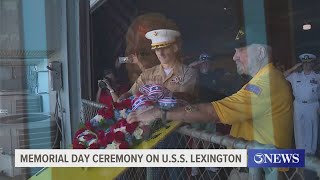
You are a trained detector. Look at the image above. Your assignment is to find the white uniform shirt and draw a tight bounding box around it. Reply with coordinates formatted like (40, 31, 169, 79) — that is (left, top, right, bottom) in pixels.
(286, 71, 320, 103)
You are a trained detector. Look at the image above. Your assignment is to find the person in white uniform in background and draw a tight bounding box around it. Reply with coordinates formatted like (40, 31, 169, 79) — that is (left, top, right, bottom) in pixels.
(284, 53, 320, 155)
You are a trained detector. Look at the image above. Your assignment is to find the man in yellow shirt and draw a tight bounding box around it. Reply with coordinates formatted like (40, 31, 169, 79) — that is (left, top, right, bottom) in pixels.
(128, 26, 293, 179)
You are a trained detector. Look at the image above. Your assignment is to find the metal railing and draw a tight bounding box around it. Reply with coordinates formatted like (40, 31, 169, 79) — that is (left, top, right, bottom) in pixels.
(177, 126, 320, 176)
(81, 99, 320, 180)
(80, 99, 106, 123)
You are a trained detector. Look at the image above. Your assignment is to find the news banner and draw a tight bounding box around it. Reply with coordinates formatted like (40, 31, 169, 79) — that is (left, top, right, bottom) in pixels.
(15, 149, 304, 168)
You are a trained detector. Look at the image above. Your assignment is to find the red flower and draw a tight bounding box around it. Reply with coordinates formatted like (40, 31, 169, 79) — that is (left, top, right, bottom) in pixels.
(72, 138, 79, 145)
(126, 122, 139, 134)
(85, 121, 92, 130)
(109, 124, 116, 132)
(114, 131, 125, 143)
(114, 99, 132, 110)
(98, 137, 108, 147)
(89, 143, 100, 149)
(122, 99, 132, 109)
(105, 132, 115, 143)
(83, 134, 96, 141)
(113, 121, 122, 129)
(75, 128, 86, 137)
(113, 102, 125, 110)
(97, 107, 114, 119)
(73, 139, 85, 149)
(118, 119, 127, 127)
(73, 143, 85, 149)
(97, 130, 105, 139)
(119, 141, 129, 149)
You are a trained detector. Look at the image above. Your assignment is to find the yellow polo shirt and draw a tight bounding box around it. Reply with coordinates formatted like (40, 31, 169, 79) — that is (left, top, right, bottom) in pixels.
(128, 62, 198, 97)
(212, 63, 293, 148)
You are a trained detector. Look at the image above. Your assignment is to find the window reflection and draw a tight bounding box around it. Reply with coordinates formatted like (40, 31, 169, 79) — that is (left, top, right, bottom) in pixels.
(0, 0, 62, 179)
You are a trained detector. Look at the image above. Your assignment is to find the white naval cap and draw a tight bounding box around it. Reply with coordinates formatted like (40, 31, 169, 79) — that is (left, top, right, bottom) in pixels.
(145, 29, 181, 50)
(299, 53, 317, 62)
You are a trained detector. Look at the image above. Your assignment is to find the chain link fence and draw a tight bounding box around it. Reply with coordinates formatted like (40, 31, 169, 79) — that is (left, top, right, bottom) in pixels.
(80, 99, 106, 123)
(81, 99, 320, 180)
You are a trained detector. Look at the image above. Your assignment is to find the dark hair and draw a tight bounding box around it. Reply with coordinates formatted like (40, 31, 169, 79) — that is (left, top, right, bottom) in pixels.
(103, 69, 115, 77)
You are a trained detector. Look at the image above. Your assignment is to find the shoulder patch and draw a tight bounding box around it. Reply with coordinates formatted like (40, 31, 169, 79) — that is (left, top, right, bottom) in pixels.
(245, 84, 262, 95)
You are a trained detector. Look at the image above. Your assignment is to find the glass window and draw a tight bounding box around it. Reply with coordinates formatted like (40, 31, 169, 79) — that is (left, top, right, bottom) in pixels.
(0, 0, 71, 179)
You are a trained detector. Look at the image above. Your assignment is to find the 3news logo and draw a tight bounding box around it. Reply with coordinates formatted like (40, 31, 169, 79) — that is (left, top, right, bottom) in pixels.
(248, 149, 305, 168)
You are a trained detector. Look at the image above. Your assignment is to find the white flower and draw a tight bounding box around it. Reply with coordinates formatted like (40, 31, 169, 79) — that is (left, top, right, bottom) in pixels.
(114, 126, 126, 133)
(92, 114, 104, 122)
(82, 130, 91, 136)
(119, 109, 127, 119)
(87, 139, 97, 146)
(106, 142, 120, 149)
(78, 136, 86, 142)
(77, 130, 95, 142)
(133, 127, 143, 140)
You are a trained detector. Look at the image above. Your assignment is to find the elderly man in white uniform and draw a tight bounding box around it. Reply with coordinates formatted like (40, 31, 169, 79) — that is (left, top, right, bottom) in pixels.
(284, 53, 320, 155)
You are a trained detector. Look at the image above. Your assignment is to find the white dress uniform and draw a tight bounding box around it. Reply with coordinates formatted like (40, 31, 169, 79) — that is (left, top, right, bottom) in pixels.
(286, 53, 320, 154)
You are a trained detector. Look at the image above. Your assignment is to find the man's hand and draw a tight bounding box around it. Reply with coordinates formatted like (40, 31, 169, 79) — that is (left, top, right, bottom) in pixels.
(104, 80, 112, 90)
(117, 94, 128, 102)
(98, 79, 113, 91)
(284, 62, 303, 77)
(127, 107, 160, 125)
(294, 63, 302, 70)
(128, 53, 139, 64)
(117, 92, 132, 102)
(172, 92, 193, 102)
